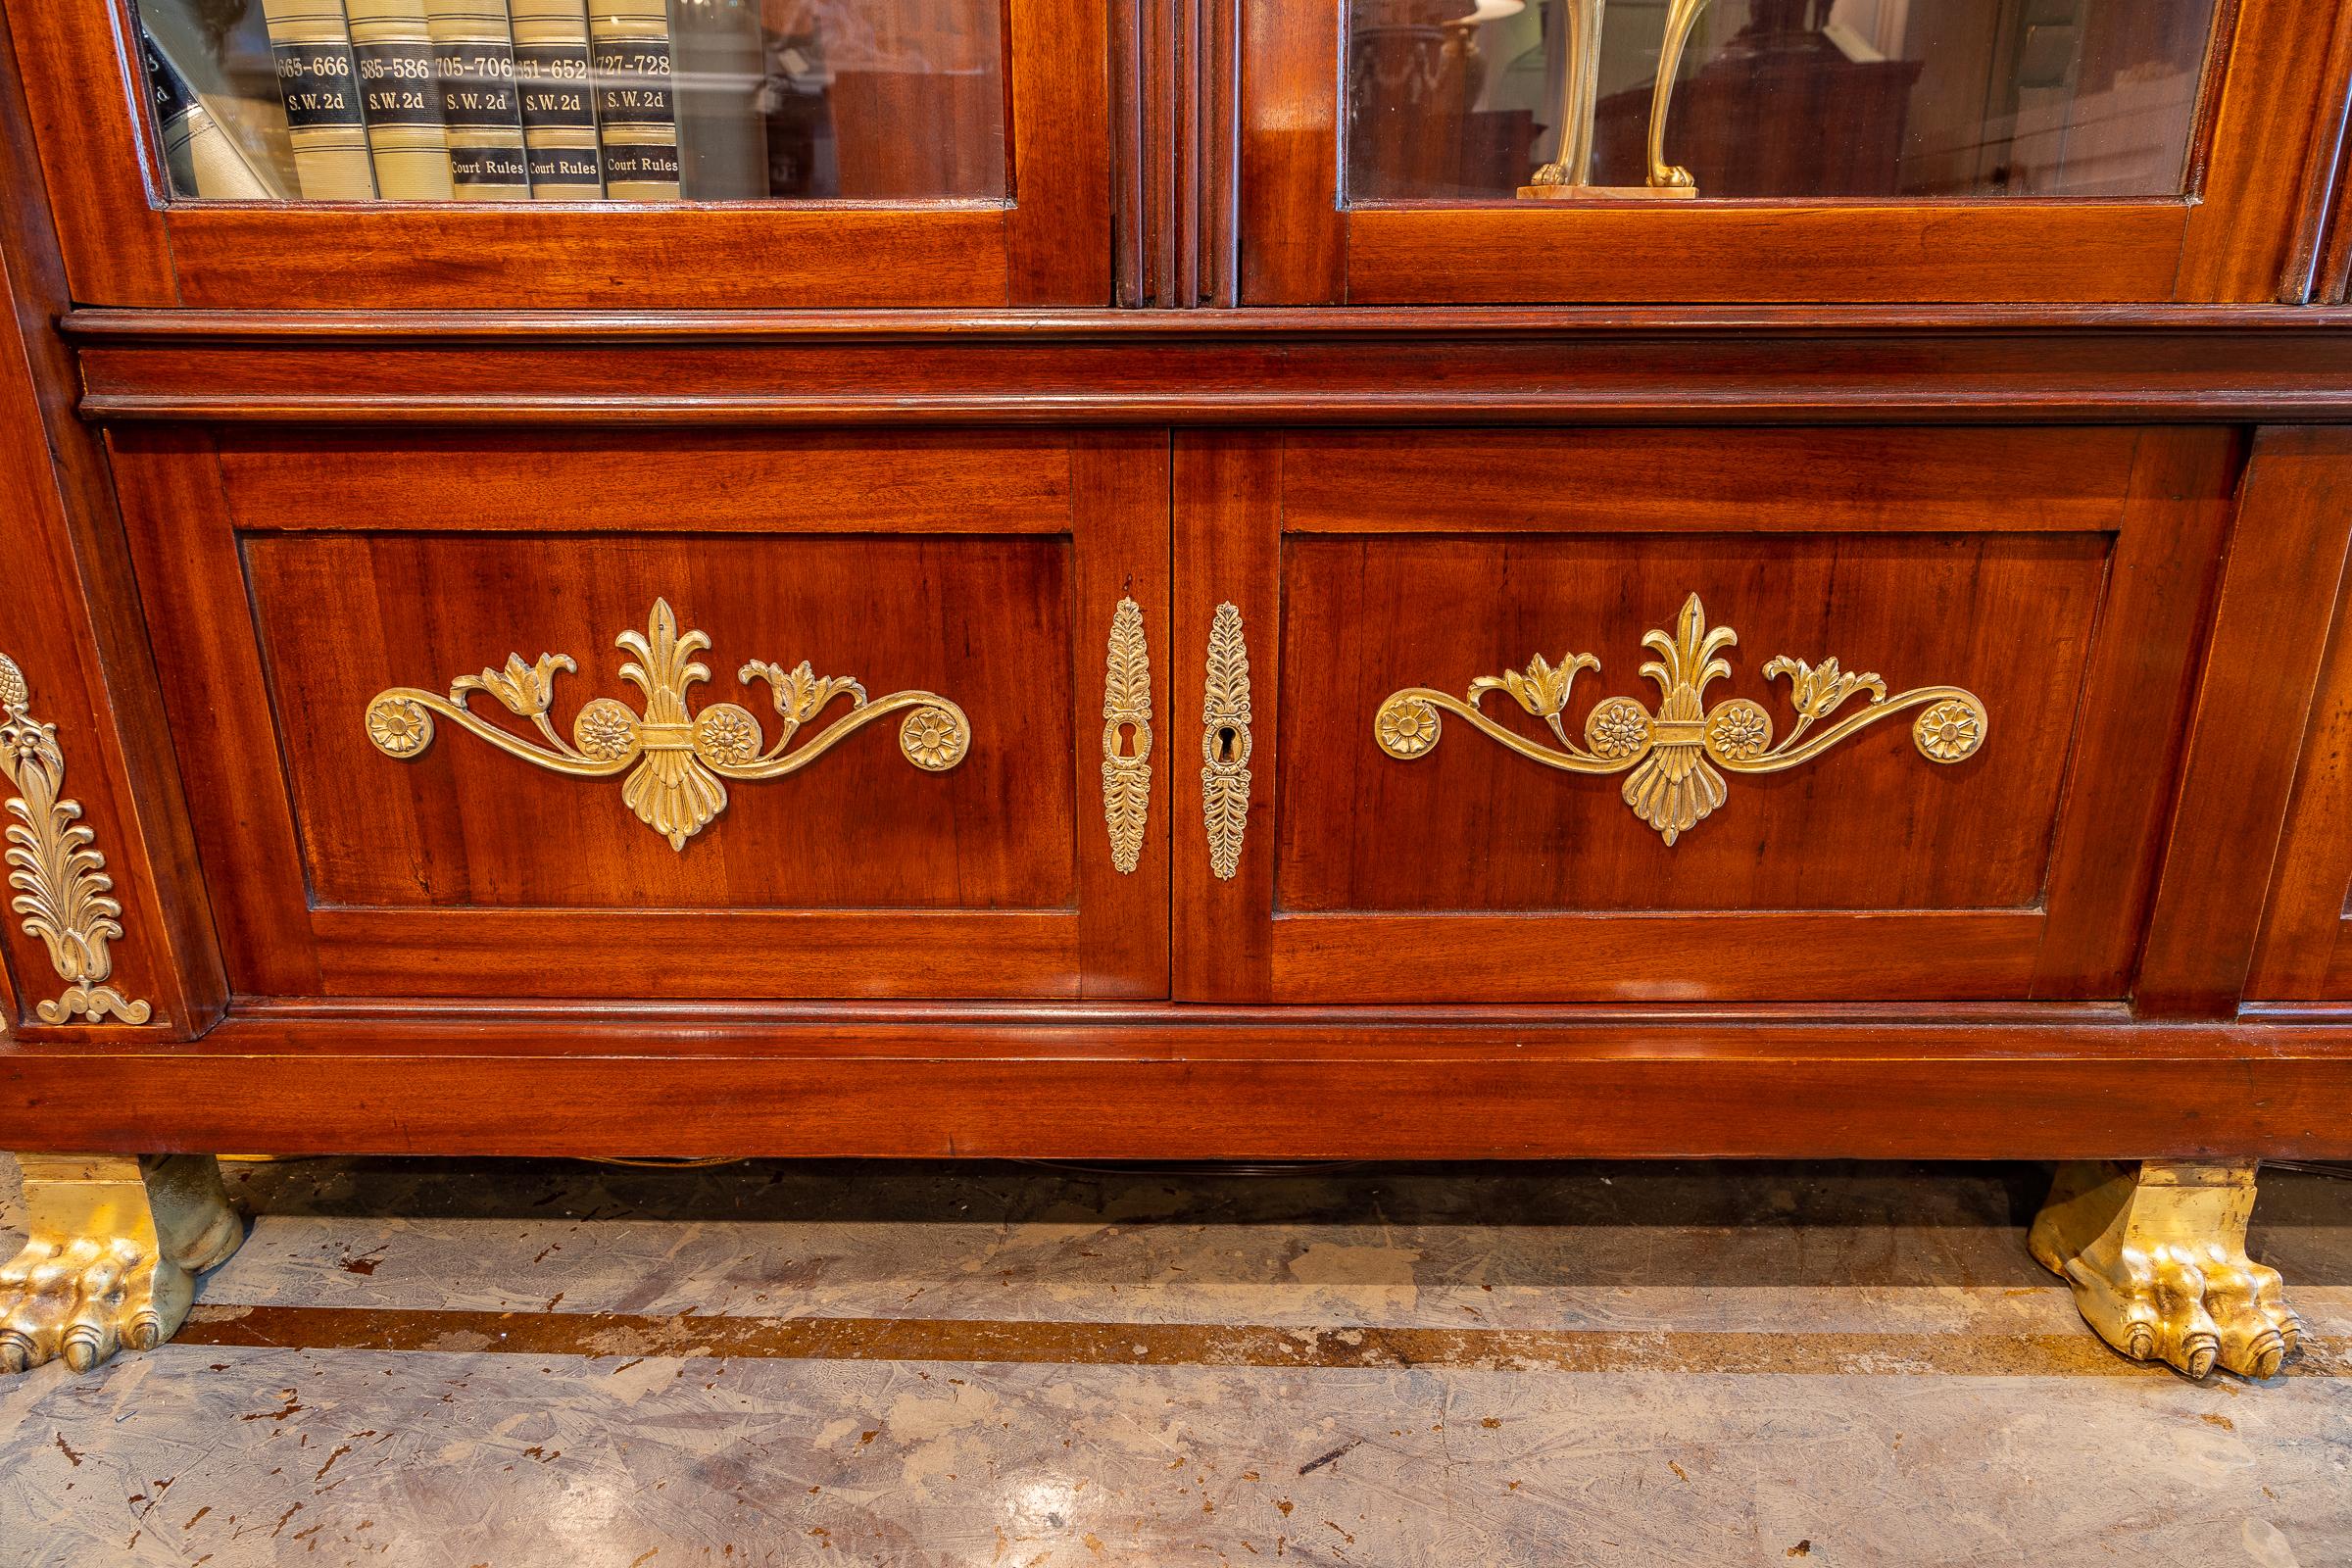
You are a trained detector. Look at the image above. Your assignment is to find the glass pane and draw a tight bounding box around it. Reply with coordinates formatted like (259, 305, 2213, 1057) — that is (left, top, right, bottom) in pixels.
(130, 0, 1005, 201)
(1348, 0, 2220, 202)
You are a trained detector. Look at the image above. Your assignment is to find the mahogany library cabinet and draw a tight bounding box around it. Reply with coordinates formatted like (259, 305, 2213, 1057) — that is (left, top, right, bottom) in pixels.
(2, 0, 2351, 1385)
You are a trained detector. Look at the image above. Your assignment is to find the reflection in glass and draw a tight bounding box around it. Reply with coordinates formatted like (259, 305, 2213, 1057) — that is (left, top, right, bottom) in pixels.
(131, 0, 1006, 202)
(1348, 0, 2222, 203)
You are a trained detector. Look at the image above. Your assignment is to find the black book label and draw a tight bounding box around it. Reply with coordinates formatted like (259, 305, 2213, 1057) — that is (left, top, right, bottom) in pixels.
(592, 38, 672, 123)
(142, 37, 198, 122)
(602, 145, 680, 182)
(449, 146, 529, 182)
(356, 41, 443, 125)
(514, 43, 596, 126)
(272, 42, 367, 128)
(526, 147, 604, 188)
(435, 45, 520, 125)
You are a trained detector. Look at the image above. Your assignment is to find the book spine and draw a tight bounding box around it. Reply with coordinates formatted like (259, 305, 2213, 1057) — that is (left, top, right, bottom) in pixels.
(257, 0, 377, 199)
(140, 30, 205, 196)
(507, 0, 605, 197)
(586, 0, 680, 200)
(424, 0, 530, 198)
(346, 0, 457, 199)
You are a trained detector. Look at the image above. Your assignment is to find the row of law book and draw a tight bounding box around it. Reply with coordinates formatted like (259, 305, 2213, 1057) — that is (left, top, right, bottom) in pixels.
(142, 0, 772, 202)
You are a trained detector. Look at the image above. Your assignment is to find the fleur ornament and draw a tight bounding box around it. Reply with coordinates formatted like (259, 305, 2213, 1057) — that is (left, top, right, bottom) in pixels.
(1375, 594, 1986, 844)
(367, 600, 969, 851)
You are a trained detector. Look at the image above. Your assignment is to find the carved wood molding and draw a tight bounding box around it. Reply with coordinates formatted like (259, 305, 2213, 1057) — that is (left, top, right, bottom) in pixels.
(69, 307, 2352, 424)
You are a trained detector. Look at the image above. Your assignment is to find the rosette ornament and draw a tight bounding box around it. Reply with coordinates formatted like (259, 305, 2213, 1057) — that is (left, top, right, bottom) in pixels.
(1374, 594, 1986, 845)
(366, 600, 969, 851)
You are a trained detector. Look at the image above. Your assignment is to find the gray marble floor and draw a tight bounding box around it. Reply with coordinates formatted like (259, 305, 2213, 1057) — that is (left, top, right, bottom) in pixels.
(0, 1157, 2347, 1566)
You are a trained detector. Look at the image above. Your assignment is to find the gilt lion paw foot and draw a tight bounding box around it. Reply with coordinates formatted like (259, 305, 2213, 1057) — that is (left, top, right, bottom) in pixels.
(1, 1153, 242, 1376)
(2031, 1160, 2302, 1382)
(2059, 1241, 2303, 1380)
(0, 1234, 178, 1373)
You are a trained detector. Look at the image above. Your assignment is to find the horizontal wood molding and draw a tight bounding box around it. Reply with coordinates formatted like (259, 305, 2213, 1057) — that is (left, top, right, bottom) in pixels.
(7, 1009, 2352, 1158)
(67, 308, 2352, 425)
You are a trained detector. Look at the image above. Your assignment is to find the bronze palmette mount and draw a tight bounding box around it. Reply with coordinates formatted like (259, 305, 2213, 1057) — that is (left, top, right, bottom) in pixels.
(1375, 594, 1985, 844)
(0, 653, 152, 1024)
(366, 599, 969, 851)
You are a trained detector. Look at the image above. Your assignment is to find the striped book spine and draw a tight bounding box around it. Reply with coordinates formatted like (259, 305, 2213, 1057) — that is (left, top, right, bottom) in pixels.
(425, 0, 530, 197)
(586, 0, 680, 199)
(346, 0, 457, 198)
(258, 0, 376, 198)
(508, 0, 605, 196)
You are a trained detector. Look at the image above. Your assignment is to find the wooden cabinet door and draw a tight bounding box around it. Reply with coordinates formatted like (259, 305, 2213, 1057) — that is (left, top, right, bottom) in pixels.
(1174, 427, 2236, 1004)
(2242, 433, 2352, 1004)
(7, 0, 1107, 308)
(1244, 0, 2322, 303)
(112, 428, 1168, 1001)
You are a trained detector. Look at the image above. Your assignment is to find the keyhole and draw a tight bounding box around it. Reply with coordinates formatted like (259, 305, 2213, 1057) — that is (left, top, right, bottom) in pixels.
(1114, 721, 1138, 760)
(1214, 725, 1242, 764)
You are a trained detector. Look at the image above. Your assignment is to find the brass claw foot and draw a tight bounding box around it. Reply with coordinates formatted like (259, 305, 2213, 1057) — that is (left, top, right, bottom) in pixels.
(2031, 1160, 2303, 1381)
(0, 1154, 243, 1376)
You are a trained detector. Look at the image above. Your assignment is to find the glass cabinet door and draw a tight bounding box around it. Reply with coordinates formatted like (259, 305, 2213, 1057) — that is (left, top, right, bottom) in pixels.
(1350, 0, 2214, 203)
(1247, 0, 2326, 302)
(11, 0, 1107, 306)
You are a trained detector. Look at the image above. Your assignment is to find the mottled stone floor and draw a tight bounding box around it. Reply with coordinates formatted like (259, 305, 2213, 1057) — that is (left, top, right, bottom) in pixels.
(1, 1157, 2348, 1566)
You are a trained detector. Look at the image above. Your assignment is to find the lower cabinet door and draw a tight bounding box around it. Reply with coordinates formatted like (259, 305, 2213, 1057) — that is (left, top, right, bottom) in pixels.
(1174, 427, 2240, 1004)
(2246, 433, 2352, 1003)
(113, 429, 1170, 1001)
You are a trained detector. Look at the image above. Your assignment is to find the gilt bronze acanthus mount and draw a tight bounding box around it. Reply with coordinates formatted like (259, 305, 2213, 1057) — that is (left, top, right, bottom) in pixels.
(1375, 593, 1985, 844)
(0, 651, 152, 1025)
(366, 599, 969, 852)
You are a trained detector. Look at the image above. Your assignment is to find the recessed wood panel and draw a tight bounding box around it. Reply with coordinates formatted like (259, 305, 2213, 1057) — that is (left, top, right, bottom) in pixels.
(244, 532, 1077, 911)
(1277, 532, 2104, 913)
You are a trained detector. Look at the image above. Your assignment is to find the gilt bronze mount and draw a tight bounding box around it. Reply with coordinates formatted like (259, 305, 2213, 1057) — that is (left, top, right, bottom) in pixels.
(367, 599, 970, 852)
(1375, 593, 1985, 844)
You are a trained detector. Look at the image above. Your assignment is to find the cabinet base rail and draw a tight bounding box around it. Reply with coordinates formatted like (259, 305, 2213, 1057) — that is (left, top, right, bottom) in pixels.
(5, 1011, 2352, 1161)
